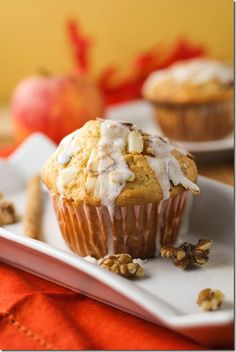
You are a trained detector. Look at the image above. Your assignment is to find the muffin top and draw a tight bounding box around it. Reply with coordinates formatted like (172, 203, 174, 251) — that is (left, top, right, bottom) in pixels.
(41, 119, 199, 207)
(142, 59, 233, 104)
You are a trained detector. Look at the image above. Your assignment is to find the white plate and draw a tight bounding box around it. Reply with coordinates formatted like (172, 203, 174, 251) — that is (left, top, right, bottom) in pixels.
(106, 100, 234, 160)
(0, 133, 234, 347)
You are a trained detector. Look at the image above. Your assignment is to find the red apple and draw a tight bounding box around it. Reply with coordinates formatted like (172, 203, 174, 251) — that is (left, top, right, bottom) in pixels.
(11, 74, 104, 144)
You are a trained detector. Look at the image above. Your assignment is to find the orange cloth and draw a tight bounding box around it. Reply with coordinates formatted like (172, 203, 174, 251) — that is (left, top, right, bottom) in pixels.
(0, 263, 207, 350)
(0, 146, 216, 350)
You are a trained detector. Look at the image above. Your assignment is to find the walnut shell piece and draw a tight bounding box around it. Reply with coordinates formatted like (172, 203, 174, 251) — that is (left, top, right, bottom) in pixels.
(98, 254, 144, 278)
(197, 288, 225, 311)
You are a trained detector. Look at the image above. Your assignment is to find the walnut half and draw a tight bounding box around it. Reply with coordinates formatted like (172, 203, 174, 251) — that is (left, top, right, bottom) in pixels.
(0, 194, 18, 226)
(160, 239, 213, 269)
(99, 254, 144, 278)
(197, 288, 224, 311)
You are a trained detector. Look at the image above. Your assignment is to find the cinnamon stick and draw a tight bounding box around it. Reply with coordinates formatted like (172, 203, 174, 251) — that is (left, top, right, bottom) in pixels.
(23, 175, 42, 239)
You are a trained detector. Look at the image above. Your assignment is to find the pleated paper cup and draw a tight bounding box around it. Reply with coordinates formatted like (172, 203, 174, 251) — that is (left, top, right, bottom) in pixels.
(153, 100, 233, 142)
(52, 191, 188, 259)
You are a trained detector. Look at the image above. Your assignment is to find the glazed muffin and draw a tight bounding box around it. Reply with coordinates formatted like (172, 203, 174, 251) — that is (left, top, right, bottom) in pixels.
(41, 119, 200, 259)
(142, 59, 234, 142)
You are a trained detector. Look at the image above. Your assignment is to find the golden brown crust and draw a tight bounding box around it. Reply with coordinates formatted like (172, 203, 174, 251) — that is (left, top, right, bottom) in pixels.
(143, 80, 233, 105)
(41, 120, 198, 206)
(142, 59, 233, 104)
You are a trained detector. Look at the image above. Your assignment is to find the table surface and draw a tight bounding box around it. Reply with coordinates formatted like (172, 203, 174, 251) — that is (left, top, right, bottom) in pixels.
(198, 161, 233, 186)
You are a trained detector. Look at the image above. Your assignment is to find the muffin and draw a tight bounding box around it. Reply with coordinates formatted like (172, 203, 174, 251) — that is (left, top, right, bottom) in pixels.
(41, 119, 200, 259)
(142, 59, 234, 142)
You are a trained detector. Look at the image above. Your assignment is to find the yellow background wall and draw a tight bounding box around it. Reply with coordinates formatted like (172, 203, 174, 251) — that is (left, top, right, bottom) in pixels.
(0, 0, 233, 101)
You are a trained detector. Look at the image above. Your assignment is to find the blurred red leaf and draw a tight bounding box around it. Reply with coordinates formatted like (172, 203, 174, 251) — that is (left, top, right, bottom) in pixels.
(97, 39, 206, 105)
(67, 19, 93, 74)
(66, 20, 206, 106)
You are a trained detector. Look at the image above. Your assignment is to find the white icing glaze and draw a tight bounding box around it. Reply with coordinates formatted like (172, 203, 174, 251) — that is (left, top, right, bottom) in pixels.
(55, 120, 199, 205)
(57, 165, 79, 195)
(145, 135, 199, 200)
(133, 258, 148, 265)
(85, 149, 100, 173)
(144, 59, 233, 90)
(57, 130, 78, 164)
(146, 157, 170, 199)
(83, 256, 98, 264)
(97, 120, 134, 208)
(168, 158, 199, 193)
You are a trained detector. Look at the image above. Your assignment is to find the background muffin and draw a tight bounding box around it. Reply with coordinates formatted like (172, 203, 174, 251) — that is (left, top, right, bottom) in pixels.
(42, 119, 199, 259)
(142, 59, 234, 142)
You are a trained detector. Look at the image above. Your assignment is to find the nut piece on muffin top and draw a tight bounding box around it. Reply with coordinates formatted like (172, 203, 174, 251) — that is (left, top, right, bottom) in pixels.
(41, 119, 199, 207)
(142, 59, 233, 104)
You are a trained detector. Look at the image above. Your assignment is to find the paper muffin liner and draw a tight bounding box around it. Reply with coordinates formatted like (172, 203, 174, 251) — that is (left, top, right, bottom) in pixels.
(153, 100, 233, 142)
(52, 191, 188, 259)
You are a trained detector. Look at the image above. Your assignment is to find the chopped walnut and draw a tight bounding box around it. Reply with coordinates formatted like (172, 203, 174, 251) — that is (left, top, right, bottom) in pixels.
(99, 254, 144, 278)
(160, 239, 213, 269)
(120, 121, 133, 127)
(197, 288, 224, 311)
(128, 130, 144, 153)
(0, 194, 18, 225)
(158, 136, 169, 144)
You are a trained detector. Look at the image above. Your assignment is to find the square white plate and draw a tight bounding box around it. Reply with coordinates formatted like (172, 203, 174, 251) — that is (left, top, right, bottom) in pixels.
(0, 133, 234, 347)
